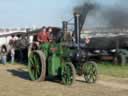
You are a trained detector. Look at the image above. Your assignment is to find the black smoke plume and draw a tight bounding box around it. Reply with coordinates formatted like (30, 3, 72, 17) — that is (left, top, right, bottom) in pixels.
(73, 0, 128, 29)
(73, 1, 98, 31)
(102, 5, 128, 28)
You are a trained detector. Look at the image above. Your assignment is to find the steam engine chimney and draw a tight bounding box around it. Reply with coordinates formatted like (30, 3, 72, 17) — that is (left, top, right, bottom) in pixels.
(62, 21, 68, 33)
(74, 12, 81, 49)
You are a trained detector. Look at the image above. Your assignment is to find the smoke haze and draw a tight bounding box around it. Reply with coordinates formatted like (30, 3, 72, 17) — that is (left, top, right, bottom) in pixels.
(73, 0, 128, 28)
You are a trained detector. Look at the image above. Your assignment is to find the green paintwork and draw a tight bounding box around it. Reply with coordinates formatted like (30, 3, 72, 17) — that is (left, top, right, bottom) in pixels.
(28, 52, 41, 80)
(27, 25, 98, 85)
(48, 43, 63, 77)
(28, 40, 97, 85)
(39, 43, 50, 57)
(62, 63, 74, 85)
(28, 40, 76, 85)
(83, 62, 97, 83)
(117, 49, 128, 57)
(48, 54, 61, 76)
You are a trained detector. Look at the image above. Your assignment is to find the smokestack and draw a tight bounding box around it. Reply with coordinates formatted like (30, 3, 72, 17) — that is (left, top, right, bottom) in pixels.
(62, 21, 69, 41)
(74, 12, 80, 49)
(62, 21, 68, 33)
(74, 1, 96, 31)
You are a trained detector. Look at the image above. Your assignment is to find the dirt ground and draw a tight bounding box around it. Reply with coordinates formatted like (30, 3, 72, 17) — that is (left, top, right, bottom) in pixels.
(0, 64, 128, 96)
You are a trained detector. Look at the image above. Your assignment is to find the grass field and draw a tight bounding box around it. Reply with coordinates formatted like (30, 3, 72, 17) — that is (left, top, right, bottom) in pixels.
(98, 62, 128, 78)
(0, 64, 128, 96)
(0, 63, 128, 96)
(1, 61, 128, 78)
(1, 62, 128, 79)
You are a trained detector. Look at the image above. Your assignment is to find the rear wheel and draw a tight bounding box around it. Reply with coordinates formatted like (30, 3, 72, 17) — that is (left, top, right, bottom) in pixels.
(113, 54, 126, 66)
(28, 50, 46, 81)
(83, 61, 97, 83)
(28, 43, 39, 57)
(62, 63, 76, 85)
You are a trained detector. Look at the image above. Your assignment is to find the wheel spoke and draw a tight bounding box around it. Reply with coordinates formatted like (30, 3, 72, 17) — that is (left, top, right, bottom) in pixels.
(35, 56, 41, 76)
(29, 53, 40, 80)
(29, 57, 34, 66)
(83, 62, 97, 83)
(28, 50, 46, 81)
(62, 63, 75, 85)
(35, 70, 38, 79)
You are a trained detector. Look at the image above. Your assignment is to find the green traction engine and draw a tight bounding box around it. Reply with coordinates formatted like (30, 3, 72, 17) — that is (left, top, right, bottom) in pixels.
(28, 13, 97, 85)
(28, 42, 76, 85)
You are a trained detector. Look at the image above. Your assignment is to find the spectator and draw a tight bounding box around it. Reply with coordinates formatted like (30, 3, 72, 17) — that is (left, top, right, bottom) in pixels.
(16, 34, 23, 63)
(10, 48, 15, 64)
(47, 27, 53, 33)
(9, 35, 16, 64)
(47, 27, 53, 42)
(9, 35, 16, 47)
(29, 35, 34, 44)
(1, 45, 7, 64)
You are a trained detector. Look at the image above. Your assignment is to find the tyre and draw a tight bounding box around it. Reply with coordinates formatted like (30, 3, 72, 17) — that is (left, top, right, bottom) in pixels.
(62, 62, 76, 85)
(83, 61, 97, 83)
(28, 43, 39, 57)
(28, 50, 46, 81)
(113, 54, 126, 66)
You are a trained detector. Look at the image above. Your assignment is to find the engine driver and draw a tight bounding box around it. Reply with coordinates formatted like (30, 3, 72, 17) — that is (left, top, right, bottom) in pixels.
(37, 26, 49, 43)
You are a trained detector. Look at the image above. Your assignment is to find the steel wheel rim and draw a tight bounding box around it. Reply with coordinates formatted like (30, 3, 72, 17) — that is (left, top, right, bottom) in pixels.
(83, 62, 97, 83)
(28, 52, 42, 80)
(62, 63, 74, 85)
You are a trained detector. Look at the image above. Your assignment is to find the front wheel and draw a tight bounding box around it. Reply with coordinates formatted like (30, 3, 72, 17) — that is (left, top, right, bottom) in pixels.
(83, 61, 97, 83)
(62, 63, 76, 85)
